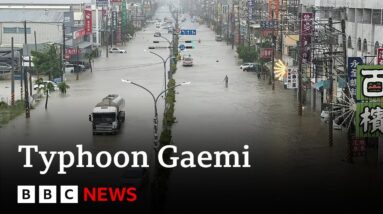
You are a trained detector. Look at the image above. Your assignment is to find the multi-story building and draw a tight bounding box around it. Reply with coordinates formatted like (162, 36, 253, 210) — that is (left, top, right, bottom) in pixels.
(301, 0, 383, 63)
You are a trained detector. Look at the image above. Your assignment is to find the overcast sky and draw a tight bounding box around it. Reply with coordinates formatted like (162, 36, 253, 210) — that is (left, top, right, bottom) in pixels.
(1, 0, 91, 3)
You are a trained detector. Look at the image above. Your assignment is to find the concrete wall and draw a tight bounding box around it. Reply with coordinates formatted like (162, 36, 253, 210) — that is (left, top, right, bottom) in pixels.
(0, 22, 63, 47)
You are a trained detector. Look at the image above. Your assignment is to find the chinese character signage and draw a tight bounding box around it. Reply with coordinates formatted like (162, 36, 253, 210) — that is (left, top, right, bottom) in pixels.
(96, 0, 108, 7)
(356, 65, 383, 102)
(268, 0, 279, 20)
(348, 57, 363, 100)
(73, 29, 86, 39)
(260, 48, 273, 59)
(300, 13, 313, 64)
(356, 103, 383, 137)
(112, 11, 117, 30)
(247, 0, 253, 19)
(84, 9, 92, 35)
(286, 67, 298, 89)
(356, 65, 383, 137)
(378, 48, 383, 65)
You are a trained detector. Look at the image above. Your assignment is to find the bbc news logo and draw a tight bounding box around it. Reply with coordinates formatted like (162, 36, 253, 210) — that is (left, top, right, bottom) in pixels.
(18, 185, 78, 204)
(17, 186, 137, 204)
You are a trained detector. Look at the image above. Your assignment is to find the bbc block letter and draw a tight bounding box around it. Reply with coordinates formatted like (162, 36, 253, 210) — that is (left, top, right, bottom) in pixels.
(39, 186, 57, 203)
(60, 186, 78, 203)
(18, 186, 35, 203)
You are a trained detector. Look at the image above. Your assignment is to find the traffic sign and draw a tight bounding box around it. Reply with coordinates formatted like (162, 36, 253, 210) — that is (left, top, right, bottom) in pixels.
(179, 44, 185, 50)
(180, 29, 197, 36)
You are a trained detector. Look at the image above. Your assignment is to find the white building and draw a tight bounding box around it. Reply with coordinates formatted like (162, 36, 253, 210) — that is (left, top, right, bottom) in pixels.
(301, 0, 383, 62)
(0, 5, 68, 48)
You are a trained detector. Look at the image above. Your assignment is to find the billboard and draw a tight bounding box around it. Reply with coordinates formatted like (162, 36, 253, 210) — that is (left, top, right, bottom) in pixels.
(356, 65, 383, 137)
(300, 13, 313, 64)
(286, 67, 298, 89)
(347, 57, 363, 100)
(84, 9, 92, 35)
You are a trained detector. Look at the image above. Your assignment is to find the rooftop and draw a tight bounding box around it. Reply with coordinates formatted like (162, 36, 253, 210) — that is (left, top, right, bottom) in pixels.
(0, 9, 65, 23)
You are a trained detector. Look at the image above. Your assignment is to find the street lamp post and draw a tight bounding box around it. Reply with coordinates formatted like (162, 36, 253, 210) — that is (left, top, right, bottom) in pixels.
(147, 51, 175, 97)
(121, 79, 191, 149)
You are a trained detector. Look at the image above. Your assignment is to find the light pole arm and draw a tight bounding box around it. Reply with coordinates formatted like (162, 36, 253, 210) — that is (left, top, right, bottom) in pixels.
(129, 82, 157, 115)
(154, 83, 184, 105)
(160, 36, 172, 45)
(149, 51, 165, 63)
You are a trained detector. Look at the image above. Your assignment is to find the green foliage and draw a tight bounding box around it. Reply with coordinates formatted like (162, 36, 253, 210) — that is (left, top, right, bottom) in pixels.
(58, 82, 70, 94)
(164, 79, 176, 126)
(236, 45, 258, 62)
(0, 100, 25, 124)
(31, 45, 61, 80)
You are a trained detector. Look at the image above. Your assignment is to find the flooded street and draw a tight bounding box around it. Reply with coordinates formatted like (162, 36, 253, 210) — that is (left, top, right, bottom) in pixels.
(1, 6, 382, 210)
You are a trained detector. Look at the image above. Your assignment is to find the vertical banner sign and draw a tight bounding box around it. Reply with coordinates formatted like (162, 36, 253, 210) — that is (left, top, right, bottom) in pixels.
(63, 12, 74, 35)
(112, 11, 117, 30)
(378, 48, 383, 65)
(117, 10, 122, 43)
(84, 9, 92, 35)
(287, 67, 298, 89)
(122, 0, 127, 41)
(348, 57, 363, 100)
(356, 65, 383, 137)
(300, 13, 313, 64)
(247, 0, 253, 19)
(268, 0, 279, 20)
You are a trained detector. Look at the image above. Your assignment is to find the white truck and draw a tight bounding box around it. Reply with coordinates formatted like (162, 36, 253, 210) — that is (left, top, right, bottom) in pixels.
(89, 94, 125, 135)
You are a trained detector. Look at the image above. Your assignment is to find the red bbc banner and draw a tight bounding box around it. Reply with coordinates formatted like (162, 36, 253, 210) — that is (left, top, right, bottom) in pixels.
(85, 9, 92, 35)
(261, 48, 273, 59)
(378, 48, 383, 65)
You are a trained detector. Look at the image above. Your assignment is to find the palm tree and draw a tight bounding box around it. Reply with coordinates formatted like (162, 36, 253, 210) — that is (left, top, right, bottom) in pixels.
(58, 82, 70, 94)
(44, 82, 55, 110)
(34, 78, 54, 109)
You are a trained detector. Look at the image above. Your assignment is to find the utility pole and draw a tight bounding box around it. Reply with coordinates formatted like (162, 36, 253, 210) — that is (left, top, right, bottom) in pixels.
(271, 9, 275, 91)
(24, 20, 30, 118)
(11, 37, 15, 106)
(111, 11, 114, 48)
(105, 11, 109, 58)
(24, 21, 32, 96)
(227, 4, 230, 45)
(62, 23, 66, 81)
(76, 45, 80, 81)
(19, 49, 23, 101)
(328, 17, 334, 146)
(298, 11, 303, 116)
(341, 19, 352, 161)
(237, 3, 240, 46)
(34, 31, 38, 79)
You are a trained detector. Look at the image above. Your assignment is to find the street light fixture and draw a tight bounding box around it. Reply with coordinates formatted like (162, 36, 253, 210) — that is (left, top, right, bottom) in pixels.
(144, 50, 175, 97)
(121, 79, 190, 149)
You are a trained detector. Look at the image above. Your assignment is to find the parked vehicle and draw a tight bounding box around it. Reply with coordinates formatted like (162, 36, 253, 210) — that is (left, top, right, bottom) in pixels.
(109, 47, 127, 53)
(243, 64, 259, 72)
(89, 94, 125, 135)
(215, 35, 223, 41)
(154, 32, 161, 37)
(33, 81, 59, 91)
(0, 62, 12, 73)
(240, 63, 255, 70)
(183, 57, 193, 66)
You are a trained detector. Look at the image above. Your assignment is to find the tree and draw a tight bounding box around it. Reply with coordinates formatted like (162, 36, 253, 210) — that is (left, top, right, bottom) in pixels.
(85, 49, 96, 73)
(236, 45, 258, 62)
(31, 45, 61, 80)
(58, 82, 70, 94)
(35, 78, 55, 109)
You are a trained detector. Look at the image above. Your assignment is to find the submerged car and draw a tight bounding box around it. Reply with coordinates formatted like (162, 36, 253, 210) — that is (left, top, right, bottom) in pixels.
(109, 47, 127, 53)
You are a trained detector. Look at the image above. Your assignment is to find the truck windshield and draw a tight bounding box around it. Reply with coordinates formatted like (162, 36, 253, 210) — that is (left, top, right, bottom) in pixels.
(93, 113, 116, 123)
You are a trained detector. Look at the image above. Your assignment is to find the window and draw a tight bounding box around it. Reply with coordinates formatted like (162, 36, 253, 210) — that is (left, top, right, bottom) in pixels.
(375, 41, 380, 55)
(3, 27, 31, 34)
(347, 36, 352, 48)
(18, 27, 31, 34)
(363, 39, 368, 52)
(358, 38, 362, 51)
(3, 27, 17, 33)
